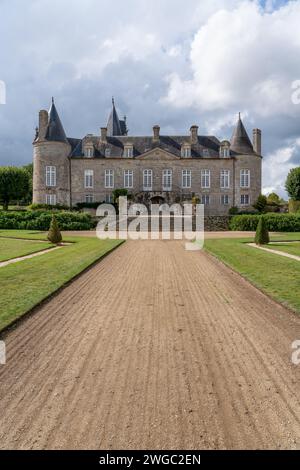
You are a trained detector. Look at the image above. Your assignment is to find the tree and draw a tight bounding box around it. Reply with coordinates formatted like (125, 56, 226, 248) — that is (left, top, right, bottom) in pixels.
(112, 188, 128, 204)
(285, 167, 300, 201)
(0, 167, 29, 210)
(253, 194, 267, 213)
(267, 192, 280, 205)
(47, 215, 62, 244)
(23, 163, 33, 203)
(255, 216, 270, 245)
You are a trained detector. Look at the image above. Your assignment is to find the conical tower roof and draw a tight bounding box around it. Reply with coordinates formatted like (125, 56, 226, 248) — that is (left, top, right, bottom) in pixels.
(230, 113, 253, 154)
(107, 98, 122, 136)
(46, 98, 68, 143)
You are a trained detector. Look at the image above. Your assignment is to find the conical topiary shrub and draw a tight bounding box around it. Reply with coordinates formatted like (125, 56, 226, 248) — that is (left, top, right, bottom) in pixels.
(47, 215, 62, 244)
(255, 216, 269, 245)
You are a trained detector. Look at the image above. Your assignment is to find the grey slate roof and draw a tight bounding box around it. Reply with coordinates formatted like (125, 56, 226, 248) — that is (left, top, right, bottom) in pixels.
(71, 134, 221, 159)
(230, 114, 253, 154)
(46, 98, 68, 143)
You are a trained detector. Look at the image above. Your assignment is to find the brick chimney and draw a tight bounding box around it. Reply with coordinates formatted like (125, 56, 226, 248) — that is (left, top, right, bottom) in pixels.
(38, 110, 48, 140)
(153, 125, 160, 142)
(190, 125, 198, 145)
(100, 127, 107, 143)
(253, 128, 262, 155)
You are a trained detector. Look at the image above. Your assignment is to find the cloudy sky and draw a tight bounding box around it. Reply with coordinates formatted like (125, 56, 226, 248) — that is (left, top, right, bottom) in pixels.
(0, 0, 300, 196)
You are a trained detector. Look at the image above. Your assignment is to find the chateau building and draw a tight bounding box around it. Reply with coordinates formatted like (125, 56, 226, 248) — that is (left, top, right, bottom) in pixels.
(33, 99, 262, 214)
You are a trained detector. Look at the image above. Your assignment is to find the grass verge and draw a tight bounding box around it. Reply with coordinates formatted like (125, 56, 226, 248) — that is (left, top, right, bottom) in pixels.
(204, 233, 300, 314)
(0, 237, 53, 262)
(0, 230, 124, 331)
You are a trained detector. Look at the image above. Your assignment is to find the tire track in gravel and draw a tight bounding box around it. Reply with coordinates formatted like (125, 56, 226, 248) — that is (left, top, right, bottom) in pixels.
(0, 240, 299, 449)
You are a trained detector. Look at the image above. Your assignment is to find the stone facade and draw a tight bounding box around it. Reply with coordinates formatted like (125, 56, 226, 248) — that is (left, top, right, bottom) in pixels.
(33, 99, 262, 215)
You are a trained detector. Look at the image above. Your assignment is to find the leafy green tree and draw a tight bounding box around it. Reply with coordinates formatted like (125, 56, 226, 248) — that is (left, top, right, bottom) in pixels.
(0, 167, 29, 210)
(253, 194, 267, 213)
(23, 163, 33, 203)
(47, 215, 62, 244)
(267, 192, 280, 205)
(255, 216, 270, 245)
(285, 167, 300, 200)
(112, 188, 128, 204)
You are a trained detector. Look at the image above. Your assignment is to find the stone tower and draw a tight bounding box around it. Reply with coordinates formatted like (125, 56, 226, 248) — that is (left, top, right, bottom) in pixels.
(33, 98, 71, 205)
(230, 113, 262, 207)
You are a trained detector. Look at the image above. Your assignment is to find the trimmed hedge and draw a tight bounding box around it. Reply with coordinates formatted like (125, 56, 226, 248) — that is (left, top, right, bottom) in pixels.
(28, 203, 70, 211)
(230, 213, 300, 232)
(0, 210, 92, 230)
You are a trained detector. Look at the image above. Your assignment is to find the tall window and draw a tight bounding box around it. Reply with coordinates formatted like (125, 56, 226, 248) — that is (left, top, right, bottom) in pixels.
(85, 194, 94, 203)
(201, 194, 210, 205)
(84, 169, 94, 189)
(143, 169, 153, 190)
(182, 169, 191, 188)
(220, 170, 230, 189)
(46, 194, 56, 205)
(241, 194, 250, 205)
(124, 147, 133, 158)
(201, 169, 210, 188)
(46, 166, 56, 187)
(162, 169, 172, 191)
(85, 147, 93, 158)
(105, 169, 114, 188)
(240, 169, 250, 188)
(124, 170, 133, 188)
(181, 146, 191, 158)
(220, 147, 230, 158)
(221, 194, 229, 205)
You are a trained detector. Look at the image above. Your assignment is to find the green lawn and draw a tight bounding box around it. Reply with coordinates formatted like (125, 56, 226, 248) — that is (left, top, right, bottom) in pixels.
(204, 233, 300, 314)
(0, 230, 124, 331)
(268, 241, 300, 257)
(0, 237, 53, 262)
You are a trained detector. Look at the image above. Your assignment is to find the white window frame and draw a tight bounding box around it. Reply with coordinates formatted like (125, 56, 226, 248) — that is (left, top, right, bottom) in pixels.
(201, 169, 210, 189)
(124, 170, 133, 188)
(240, 169, 250, 188)
(221, 194, 229, 205)
(182, 169, 191, 189)
(201, 194, 210, 205)
(124, 147, 133, 158)
(105, 194, 112, 203)
(240, 194, 250, 205)
(84, 169, 94, 189)
(162, 169, 172, 191)
(85, 147, 93, 158)
(46, 166, 56, 187)
(143, 169, 153, 191)
(46, 194, 56, 206)
(85, 194, 94, 203)
(181, 146, 191, 158)
(220, 147, 230, 158)
(220, 169, 230, 189)
(105, 169, 114, 189)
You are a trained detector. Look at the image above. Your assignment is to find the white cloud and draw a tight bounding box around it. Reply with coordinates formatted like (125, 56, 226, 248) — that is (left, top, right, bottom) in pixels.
(263, 139, 300, 197)
(164, 1, 300, 116)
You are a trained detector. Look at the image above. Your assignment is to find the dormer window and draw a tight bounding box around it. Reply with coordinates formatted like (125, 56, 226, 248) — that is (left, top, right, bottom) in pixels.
(105, 148, 111, 157)
(202, 149, 210, 157)
(219, 140, 231, 158)
(85, 147, 94, 158)
(123, 144, 133, 158)
(181, 144, 191, 158)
